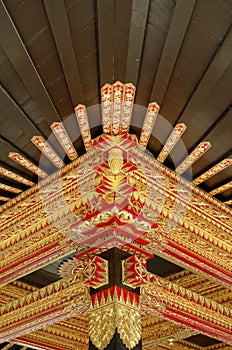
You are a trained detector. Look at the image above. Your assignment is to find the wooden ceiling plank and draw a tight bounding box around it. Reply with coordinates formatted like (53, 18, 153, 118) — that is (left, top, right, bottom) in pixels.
(1, 344, 14, 350)
(125, 0, 149, 86)
(0, 1, 60, 123)
(97, 0, 115, 86)
(0, 162, 35, 186)
(150, 0, 196, 105)
(114, 0, 133, 82)
(188, 107, 232, 154)
(44, 0, 84, 106)
(0, 84, 46, 139)
(0, 134, 40, 166)
(177, 27, 232, 122)
(0, 277, 88, 342)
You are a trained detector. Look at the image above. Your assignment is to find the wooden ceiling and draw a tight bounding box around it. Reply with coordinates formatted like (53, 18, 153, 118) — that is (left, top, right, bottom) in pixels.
(0, 0, 231, 349)
(0, 0, 231, 204)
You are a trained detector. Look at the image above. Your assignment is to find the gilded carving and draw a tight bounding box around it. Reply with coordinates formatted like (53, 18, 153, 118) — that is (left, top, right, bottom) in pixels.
(89, 287, 141, 350)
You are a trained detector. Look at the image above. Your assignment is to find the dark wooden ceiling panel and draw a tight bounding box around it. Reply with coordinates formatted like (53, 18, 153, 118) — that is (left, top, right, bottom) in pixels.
(179, 67, 232, 153)
(150, 0, 196, 105)
(0, 48, 51, 136)
(185, 334, 221, 347)
(161, 0, 231, 124)
(44, 0, 84, 107)
(125, 0, 149, 85)
(177, 27, 232, 125)
(3, 0, 73, 118)
(65, 0, 99, 105)
(0, 85, 46, 140)
(0, 47, 30, 106)
(0, 0, 61, 122)
(0, 1, 231, 347)
(97, 0, 116, 86)
(113, 0, 132, 82)
(136, 0, 175, 106)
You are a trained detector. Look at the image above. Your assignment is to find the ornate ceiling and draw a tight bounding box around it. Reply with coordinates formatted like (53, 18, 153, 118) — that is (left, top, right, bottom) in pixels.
(0, 0, 231, 350)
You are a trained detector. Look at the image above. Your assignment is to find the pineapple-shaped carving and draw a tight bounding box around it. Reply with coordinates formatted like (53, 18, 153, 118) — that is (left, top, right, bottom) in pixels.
(108, 148, 123, 175)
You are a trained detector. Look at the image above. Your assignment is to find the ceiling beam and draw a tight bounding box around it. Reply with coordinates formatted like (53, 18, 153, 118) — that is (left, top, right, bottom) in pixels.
(44, 0, 84, 106)
(194, 149, 232, 179)
(177, 26, 232, 123)
(113, 0, 133, 82)
(124, 258, 232, 344)
(125, 0, 149, 86)
(0, 0, 60, 123)
(0, 84, 46, 138)
(186, 107, 232, 155)
(142, 279, 232, 345)
(0, 276, 88, 342)
(0, 161, 36, 185)
(97, 0, 115, 85)
(150, 0, 196, 105)
(0, 134, 40, 165)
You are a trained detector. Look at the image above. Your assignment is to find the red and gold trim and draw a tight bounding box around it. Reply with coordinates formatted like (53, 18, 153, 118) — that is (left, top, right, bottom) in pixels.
(0, 281, 89, 350)
(8, 152, 47, 178)
(0, 166, 34, 186)
(75, 104, 92, 151)
(122, 257, 232, 344)
(194, 159, 232, 185)
(210, 181, 232, 196)
(121, 83, 136, 132)
(112, 81, 124, 135)
(139, 102, 160, 149)
(50, 122, 78, 161)
(176, 141, 211, 174)
(101, 81, 136, 135)
(0, 134, 231, 291)
(101, 83, 113, 134)
(58, 255, 108, 288)
(0, 196, 10, 202)
(31, 136, 65, 168)
(157, 123, 187, 163)
(0, 183, 22, 194)
(0, 275, 89, 342)
(90, 287, 141, 350)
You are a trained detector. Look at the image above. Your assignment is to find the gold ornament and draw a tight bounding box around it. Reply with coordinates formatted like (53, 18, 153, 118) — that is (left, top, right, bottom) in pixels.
(108, 148, 123, 175)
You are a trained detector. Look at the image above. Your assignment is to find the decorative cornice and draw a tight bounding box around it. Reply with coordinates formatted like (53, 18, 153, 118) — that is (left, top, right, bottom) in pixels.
(90, 287, 140, 350)
(0, 133, 231, 291)
(58, 255, 109, 288)
(0, 275, 89, 342)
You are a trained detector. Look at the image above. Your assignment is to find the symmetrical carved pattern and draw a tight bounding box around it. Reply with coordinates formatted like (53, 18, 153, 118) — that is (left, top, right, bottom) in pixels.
(51, 122, 78, 160)
(75, 104, 92, 151)
(31, 136, 65, 168)
(58, 255, 108, 288)
(0, 183, 22, 194)
(194, 159, 232, 185)
(101, 82, 136, 134)
(8, 152, 47, 178)
(90, 287, 140, 350)
(210, 181, 232, 196)
(176, 141, 211, 174)
(0, 166, 34, 186)
(139, 102, 160, 149)
(157, 123, 187, 163)
(0, 275, 89, 342)
(0, 81, 232, 350)
(0, 133, 231, 291)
